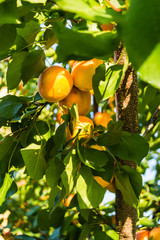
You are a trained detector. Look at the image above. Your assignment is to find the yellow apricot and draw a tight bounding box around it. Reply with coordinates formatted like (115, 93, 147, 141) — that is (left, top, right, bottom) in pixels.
(71, 59, 103, 91)
(60, 87, 91, 116)
(38, 66, 73, 102)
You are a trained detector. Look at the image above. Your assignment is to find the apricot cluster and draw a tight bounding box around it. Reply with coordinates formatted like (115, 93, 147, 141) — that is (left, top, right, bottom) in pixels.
(136, 227, 160, 240)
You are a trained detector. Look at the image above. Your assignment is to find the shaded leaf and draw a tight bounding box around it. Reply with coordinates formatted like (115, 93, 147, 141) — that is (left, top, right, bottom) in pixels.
(77, 144, 109, 171)
(16, 20, 41, 50)
(53, 21, 119, 62)
(46, 157, 64, 187)
(21, 49, 45, 84)
(0, 24, 17, 51)
(7, 51, 28, 90)
(76, 166, 105, 209)
(121, 165, 142, 198)
(97, 121, 123, 146)
(0, 0, 18, 24)
(21, 143, 47, 179)
(115, 168, 138, 208)
(109, 132, 149, 164)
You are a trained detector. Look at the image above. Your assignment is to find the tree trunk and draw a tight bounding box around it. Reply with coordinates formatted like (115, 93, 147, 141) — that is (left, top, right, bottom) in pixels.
(115, 44, 139, 240)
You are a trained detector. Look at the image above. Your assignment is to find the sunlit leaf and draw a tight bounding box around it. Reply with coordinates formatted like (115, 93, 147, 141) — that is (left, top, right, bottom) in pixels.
(123, 0, 160, 89)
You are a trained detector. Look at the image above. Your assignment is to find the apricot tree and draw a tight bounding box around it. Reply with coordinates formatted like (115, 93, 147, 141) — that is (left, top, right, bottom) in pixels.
(0, 0, 160, 240)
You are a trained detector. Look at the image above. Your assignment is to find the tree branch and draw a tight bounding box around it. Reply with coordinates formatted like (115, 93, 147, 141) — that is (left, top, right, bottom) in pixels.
(143, 105, 160, 137)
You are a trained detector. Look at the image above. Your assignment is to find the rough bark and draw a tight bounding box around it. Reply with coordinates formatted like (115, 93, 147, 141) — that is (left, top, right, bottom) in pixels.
(115, 44, 139, 240)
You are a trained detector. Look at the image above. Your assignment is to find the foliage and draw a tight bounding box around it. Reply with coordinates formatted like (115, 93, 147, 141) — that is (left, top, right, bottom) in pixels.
(0, 0, 160, 239)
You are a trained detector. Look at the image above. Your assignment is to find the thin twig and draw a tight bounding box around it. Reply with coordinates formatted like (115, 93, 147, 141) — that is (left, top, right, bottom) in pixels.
(143, 105, 160, 137)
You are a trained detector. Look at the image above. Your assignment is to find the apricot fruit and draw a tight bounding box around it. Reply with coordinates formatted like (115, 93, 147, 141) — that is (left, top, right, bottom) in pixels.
(149, 227, 160, 240)
(71, 58, 103, 91)
(66, 116, 94, 143)
(94, 111, 112, 128)
(38, 66, 73, 102)
(136, 230, 149, 240)
(60, 87, 91, 115)
(69, 60, 76, 68)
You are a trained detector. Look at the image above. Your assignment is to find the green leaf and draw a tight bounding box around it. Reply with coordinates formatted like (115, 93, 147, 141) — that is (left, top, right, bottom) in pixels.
(0, 0, 18, 24)
(37, 209, 50, 231)
(121, 165, 142, 199)
(50, 207, 66, 229)
(54, 0, 123, 24)
(94, 230, 112, 240)
(106, 230, 119, 240)
(115, 168, 138, 208)
(46, 157, 64, 187)
(23, 0, 47, 3)
(0, 173, 14, 206)
(53, 21, 119, 62)
(123, 0, 160, 89)
(109, 132, 149, 164)
(138, 217, 155, 228)
(49, 185, 61, 210)
(79, 222, 90, 240)
(21, 144, 47, 179)
(93, 64, 123, 103)
(15, 235, 36, 240)
(16, 20, 41, 50)
(21, 49, 45, 84)
(76, 166, 105, 209)
(97, 121, 123, 146)
(77, 144, 109, 171)
(7, 51, 28, 90)
(0, 24, 17, 51)
(61, 149, 80, 195)
(0, 95, 22, 127)
(0, 136, 23, 172)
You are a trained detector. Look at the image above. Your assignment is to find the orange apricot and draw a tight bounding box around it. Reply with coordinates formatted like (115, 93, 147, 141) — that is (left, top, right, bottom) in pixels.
(38, 66, 73, 102)
(60, 87, 91, 115)
(66, 116, 94, 143)
(149, 227, 160, 240)
(69, 60, 76, 69)
(136, 230, 149, 240)
(94, 111, 112, 128)
(71, 59, 103, 91)
(56, 110, 63, 124)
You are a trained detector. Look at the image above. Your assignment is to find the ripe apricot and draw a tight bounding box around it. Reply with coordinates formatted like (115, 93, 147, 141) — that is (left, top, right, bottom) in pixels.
(71, 59, 103, 91)
(69, 60, 76, 68)
(149, 227, 160, 240)
(66, 116, 94, 143)
(60, 87, 91, 116)
(94, 175, 116, 193)
(100, 23, 114, 31)
(136, 230, 149, 240)
(94, 111, 112, 128)
(56, 110, 63, 124)
(38, 66, 73, 102)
